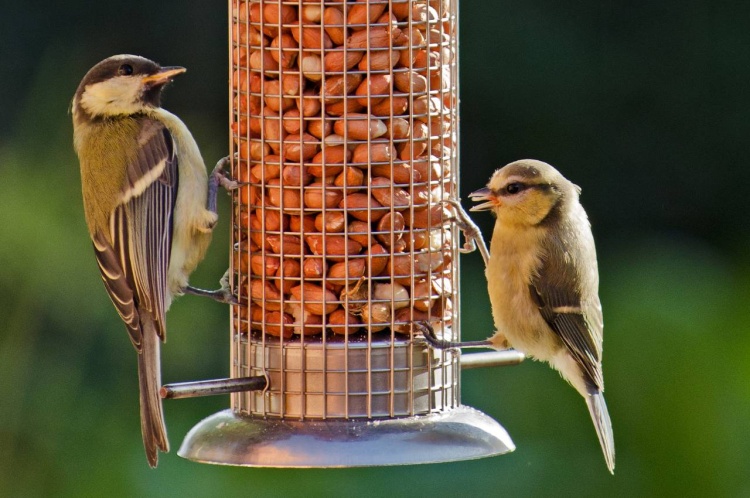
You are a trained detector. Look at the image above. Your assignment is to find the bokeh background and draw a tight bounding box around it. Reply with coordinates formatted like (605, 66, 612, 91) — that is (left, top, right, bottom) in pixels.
(1, 1, 748, 496)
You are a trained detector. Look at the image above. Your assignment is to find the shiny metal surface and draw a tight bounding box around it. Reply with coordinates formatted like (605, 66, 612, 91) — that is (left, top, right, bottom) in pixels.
(234, 334, 458, 419)
(460, 350, 526, 370)
(160, 376, 267, 400)
(178, 406, 514, 467)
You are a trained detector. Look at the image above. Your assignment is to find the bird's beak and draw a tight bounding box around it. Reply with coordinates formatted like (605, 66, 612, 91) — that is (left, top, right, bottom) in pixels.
(142, 66, 186, 86)
(469, 187, 499, 211)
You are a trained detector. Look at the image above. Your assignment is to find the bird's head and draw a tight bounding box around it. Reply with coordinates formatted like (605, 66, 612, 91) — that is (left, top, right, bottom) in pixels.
(72, 54, 185, 122)
(470, 159, 579, 227)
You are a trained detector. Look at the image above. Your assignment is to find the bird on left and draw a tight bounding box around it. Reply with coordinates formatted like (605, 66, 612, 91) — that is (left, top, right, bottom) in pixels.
(72, 54, 234, 467)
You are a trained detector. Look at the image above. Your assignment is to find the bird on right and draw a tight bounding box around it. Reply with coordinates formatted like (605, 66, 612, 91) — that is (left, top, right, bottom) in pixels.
(421, 159, 615, 473)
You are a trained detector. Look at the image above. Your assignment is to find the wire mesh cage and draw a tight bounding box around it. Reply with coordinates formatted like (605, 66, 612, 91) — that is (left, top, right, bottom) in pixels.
(175, 0, 522, 467)
(231, 0, 460, 420)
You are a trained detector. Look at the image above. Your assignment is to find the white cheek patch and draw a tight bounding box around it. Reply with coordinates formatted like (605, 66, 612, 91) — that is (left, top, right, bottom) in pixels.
(79, 76, 144, 117)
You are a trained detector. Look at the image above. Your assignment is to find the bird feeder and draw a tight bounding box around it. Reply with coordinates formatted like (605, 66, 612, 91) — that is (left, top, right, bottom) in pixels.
(165, 0, 525, 467)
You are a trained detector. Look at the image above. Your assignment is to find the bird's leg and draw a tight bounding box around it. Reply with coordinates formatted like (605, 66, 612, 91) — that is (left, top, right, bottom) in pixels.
(441, 199, 490, 266)
(207, 155, 239, 215)
(413, 321, 493, 350)
(184, 269, 238, 305)
(195, 158, 241, 305)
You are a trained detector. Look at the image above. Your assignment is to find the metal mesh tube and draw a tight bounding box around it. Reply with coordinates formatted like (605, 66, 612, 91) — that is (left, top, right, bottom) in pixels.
(229, 0, 459, 420)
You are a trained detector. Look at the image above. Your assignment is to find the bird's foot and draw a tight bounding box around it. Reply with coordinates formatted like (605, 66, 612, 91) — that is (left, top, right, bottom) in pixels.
(212, 155, 239, 191)
(441, 199, 490, 265)
(491, 332, 510, 350)
(208, 155, 238, 215)
(184, 270, 238, 305)
(413, 321, 493, 350)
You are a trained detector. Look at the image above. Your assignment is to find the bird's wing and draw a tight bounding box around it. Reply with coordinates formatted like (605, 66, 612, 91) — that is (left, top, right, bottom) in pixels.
(92, 118, 178, 348)
(529, 239, 604, 391)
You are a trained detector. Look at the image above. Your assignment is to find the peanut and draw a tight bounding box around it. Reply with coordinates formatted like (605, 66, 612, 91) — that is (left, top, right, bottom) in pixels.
(301, 4, 322, 23)
(333, 114, 387, 140)
(291, 25, 333, 50)
(323, 49, 364, 72)
(264, 310, 294, 338)
(322, 7, 346, 45)
(309, 145, 349, 178)
(403, 204, 450, 229)
(347, 1, 387, 28)
(385, 117, 410, 140)
(290, 282, 339, 315)
(303, 181, 344, 209)
(322, 74, 364, 103)
(249, 49, 279, 76)
(340, 193, 386, 222)
(289, 214, 316, 233)
(327, 258, 366, 285)
(323, 98, 365, 117)
(265, 233, 304, 255)
(354, 74, 392, 106)
(306, 117, 333, 139)
(290, 304, 324, 335)
(328, 308, 363, 334)
(297, 89, 322, 116)
(375, 212, 406, 248)
(282, 133, 320, 161)
(347, 220, 372, 247)
(314, 211, 347, 233)
(249, 279, 282, 310)
(370, 96, 409, 117)
(281, 109, 302, 135)
(281, 164, 311, 186)
(334, 166, 365, 192)
(303, 256, 326, 278)
(367, 243, 389, 276)
(357, 50, 399, 71)
(263, 3, 297, 26)
(371, 163, 420, 184)
(351, 141, 396, 164)
(370, 177, 412, 209)
(300, 54, 323, 81)
(269, 34, 298, 69)
(306, 234, 363, 259)
(393, 70, 428, 93)
(266, 178, 302, 212)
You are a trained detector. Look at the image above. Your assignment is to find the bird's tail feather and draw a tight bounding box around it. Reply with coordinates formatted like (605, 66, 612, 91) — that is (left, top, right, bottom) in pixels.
(137, 314, 169, 467)
(586, 390, 615, 474)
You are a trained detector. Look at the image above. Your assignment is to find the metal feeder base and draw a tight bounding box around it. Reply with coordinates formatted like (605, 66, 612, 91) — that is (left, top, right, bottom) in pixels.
(178, 406, 514, 467)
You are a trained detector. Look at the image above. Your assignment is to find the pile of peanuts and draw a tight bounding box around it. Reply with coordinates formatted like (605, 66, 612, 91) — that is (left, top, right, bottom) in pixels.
(231, 0, 458, 339)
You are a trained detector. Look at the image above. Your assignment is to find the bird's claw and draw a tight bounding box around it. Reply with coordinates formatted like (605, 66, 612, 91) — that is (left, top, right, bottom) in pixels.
(440, 199, 490, 265)
(219, 269, 239, 305)
(218, 289, 239, 305)
(184, 270, 238, 305)
(212, 155, 239, 191)
(413, 321, 456, 350)
(414, 320, 494, 351)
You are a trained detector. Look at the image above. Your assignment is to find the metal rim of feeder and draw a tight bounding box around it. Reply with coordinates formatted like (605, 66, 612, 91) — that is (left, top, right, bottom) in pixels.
(176, 0, 522, 467)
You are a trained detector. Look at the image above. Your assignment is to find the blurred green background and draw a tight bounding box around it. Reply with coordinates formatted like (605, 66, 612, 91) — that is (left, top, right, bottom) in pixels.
(1, 1, 748, 496)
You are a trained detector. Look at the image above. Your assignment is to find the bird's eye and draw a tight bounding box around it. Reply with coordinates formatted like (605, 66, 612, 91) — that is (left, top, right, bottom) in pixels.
(505, 183, 524, 194)
(118, 64, 134, 76)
